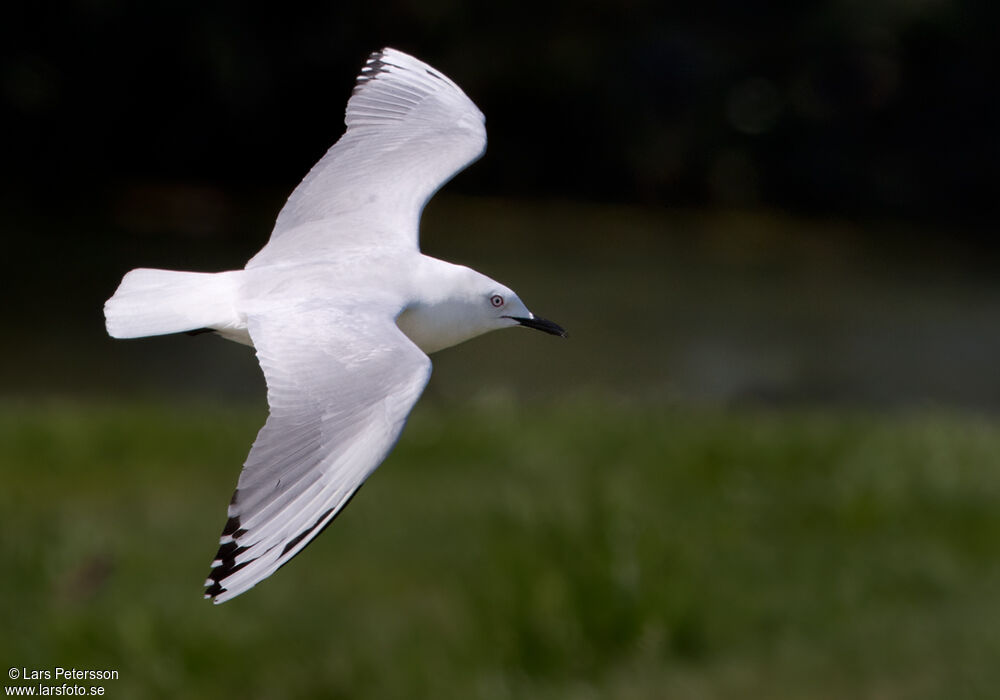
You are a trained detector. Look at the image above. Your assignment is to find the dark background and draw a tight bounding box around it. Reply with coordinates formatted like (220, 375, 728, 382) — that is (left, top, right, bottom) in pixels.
(2, 0, 999, 407)
(4, 1, 998, 221)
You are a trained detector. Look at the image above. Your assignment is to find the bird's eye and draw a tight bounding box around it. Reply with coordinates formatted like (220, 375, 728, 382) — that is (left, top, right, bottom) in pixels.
(490, 294, 505, 308)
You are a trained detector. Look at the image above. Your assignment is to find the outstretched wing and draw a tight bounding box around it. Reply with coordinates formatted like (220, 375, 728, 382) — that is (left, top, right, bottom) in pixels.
(247, 47, 486, 267)
(204, 306, 432, 604)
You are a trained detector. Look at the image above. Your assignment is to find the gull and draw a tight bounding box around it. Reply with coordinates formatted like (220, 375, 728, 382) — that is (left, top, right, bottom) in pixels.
(104, 47, 566, 604)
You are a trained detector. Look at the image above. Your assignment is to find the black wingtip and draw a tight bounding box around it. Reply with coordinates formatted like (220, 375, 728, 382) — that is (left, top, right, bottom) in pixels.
(355, 49, 390, 92)
(204, 579, 225, 600)
(203, 508, 252, 602)
(222, 515, 247, 539)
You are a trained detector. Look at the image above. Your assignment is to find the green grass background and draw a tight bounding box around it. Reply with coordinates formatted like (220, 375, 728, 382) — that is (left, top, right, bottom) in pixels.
(4, 198, 1000, 697)
(3, 398, 1000, 699)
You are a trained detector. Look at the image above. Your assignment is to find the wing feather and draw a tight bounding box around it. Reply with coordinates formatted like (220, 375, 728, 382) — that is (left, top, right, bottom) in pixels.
(204, 307, 432, 603)
(247, 47, 486, 267)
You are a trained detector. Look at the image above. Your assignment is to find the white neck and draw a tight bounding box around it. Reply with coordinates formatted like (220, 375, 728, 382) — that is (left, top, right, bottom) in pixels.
(395, 257, 493, 354)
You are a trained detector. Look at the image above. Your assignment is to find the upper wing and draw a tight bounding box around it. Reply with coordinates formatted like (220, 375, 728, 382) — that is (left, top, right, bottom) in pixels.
(247, 48, 486, 267)
(204, 306, 432, 604)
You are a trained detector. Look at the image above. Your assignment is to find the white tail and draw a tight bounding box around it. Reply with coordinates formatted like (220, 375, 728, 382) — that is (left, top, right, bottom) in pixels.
(104, 268, 243, 339)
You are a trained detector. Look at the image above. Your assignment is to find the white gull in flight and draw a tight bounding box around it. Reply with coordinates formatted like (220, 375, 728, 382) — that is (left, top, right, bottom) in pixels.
(104, 47, 566, 604)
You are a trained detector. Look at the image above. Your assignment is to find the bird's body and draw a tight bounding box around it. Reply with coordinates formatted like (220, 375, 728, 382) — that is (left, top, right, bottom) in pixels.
(104, 48, 564, 603)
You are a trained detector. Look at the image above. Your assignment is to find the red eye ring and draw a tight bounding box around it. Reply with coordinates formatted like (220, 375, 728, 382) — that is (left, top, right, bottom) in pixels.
(490, 294, 504, 308)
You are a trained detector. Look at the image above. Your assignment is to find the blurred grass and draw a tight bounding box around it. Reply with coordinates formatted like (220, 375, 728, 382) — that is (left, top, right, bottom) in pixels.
(3, 398, 1000, 698)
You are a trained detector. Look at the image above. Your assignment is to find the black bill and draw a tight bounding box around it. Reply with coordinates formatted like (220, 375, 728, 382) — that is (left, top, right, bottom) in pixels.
(507, 316, 568, 338)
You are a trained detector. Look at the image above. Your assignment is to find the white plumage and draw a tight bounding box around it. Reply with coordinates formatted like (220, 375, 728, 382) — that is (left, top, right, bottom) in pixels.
(104, 48, 564, 604)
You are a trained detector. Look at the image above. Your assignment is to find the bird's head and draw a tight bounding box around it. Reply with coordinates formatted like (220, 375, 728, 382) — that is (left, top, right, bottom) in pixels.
(481, 286, 568, 338)
(457, 266, 567, 339)
(396, 264, 567, 354)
